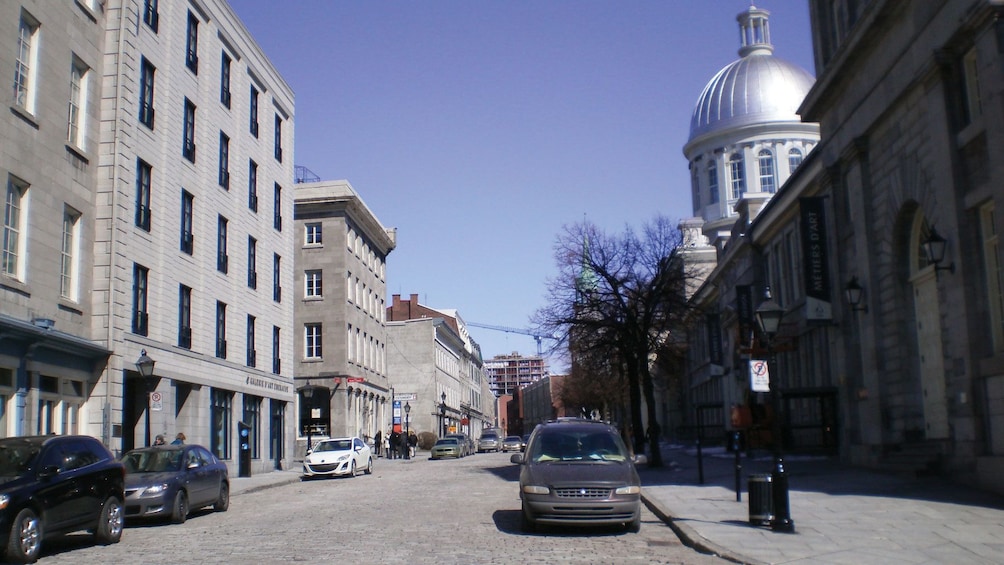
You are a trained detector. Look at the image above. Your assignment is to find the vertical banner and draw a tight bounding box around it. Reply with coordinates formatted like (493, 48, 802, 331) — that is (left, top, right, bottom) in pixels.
(800, 197, 833, 321)
(735, 285, 754, 345)
(707, 313, 722, 365)
(393, 400, 401, 432)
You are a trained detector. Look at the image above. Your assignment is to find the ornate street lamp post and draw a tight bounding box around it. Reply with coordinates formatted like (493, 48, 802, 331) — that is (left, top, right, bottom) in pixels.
(404, 402, 411, 460)
(440, 392, 447, 437)
(755, 289, 794, 533)
(135, 350, 156, 446)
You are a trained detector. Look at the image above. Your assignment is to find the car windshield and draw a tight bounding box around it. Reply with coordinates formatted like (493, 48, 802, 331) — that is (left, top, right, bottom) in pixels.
(529, 430, 628, 463)
(435, 439, 458, 446)
(314, 440, 352, 452)
(122, 449, 183, 473)
(0, 443, 41, 476)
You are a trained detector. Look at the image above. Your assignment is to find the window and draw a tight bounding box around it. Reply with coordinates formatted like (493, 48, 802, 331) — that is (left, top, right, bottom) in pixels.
(60, 208, 81, 301)
(273, 253, 282, 302)
(707, 160, 719, 204)
(220, 52, 231, 108)
(305, 324, 322, 359)
(216, 301, 227, 359)
(305, 223, 322, 245)
(132, 263, 149, 335)
(139, 58, 156, 129)
(247, 315, 257, 367)
(217, 216, 228, 273)
(691, 167, 700, 210)
(272, 326, 281, 374)
(981, 202, 1004, 352)
(273, 183, 282, 231)
(758, 150, 776, 193)
(729, 153, 745, 200)
(243, 395, 261, 458)
(211, 388, 231, 460)
(962, 46, 982, 126)
(248, 236, 257, 289)
(143, 0, 159, 32)
(3, 177, 27, 279)
(789, 148, 803, 173)
(67, 57, 89, 149)
(14, 12, 39, 113)
(269, 399, 284, 459)
(178, 284, 192, 349)
(218, 132, 230, 189)
(185, 12, 199, 73)
(274, 114, 283, 162)
(249, 85, 259, 137)
(180, 190, 194, 254)
(135, 159, 152, 231)
(305, 270, 322, 297)
(248, 160, 258, 212)
(183, 99, 196, 162)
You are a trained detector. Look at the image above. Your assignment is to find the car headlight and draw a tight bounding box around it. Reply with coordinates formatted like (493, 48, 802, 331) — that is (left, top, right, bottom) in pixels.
(522, 485, 550, 495)
(615, 485, 641, 495)
(337, 454, 350, 461)
(0, 494, 9, 510)
(144, 483, 169, 495)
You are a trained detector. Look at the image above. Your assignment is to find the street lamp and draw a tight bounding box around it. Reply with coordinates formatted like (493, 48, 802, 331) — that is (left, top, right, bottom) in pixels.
(440, 392, 447, 438)
(301, 383, 316, 452)
(135, 350, 156, 446)
(404, 402, 411, 460)
(754, 289, 794, 533)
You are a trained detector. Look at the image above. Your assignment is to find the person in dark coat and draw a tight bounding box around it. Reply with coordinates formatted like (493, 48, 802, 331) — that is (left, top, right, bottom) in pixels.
(389, 430, 401, 459)
(374, 430, 383, 458)
(398, 431, 409, 459)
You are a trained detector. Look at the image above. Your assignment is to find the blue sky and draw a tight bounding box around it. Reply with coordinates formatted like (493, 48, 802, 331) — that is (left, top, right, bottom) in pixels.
(229, 0, 815, 370)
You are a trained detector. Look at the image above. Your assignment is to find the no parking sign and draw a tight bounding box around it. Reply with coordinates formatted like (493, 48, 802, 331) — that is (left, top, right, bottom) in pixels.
(150, 391, 163, 411)
(750, 360, 770, 392)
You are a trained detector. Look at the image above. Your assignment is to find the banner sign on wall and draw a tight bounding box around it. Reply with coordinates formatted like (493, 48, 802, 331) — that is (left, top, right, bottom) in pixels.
(800, 197, 832, 321)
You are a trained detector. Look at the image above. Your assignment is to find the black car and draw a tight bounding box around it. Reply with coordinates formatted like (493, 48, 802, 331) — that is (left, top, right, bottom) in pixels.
(0, 435, 125, 563)
(121, 444, 229, 523)
(511, 419, 643, 532)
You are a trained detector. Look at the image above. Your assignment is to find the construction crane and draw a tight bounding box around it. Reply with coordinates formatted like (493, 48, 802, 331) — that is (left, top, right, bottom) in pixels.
(467, 322, 552, 355)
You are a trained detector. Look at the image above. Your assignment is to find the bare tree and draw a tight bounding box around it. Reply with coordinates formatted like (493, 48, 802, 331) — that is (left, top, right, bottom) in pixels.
(534, 216, 691, 467)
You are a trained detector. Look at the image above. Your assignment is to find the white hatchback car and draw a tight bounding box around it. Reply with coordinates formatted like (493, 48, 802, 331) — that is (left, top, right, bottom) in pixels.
(302, 437, 373, 479)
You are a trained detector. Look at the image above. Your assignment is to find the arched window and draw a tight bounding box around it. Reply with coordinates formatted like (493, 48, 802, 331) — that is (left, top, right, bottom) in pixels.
(789, 148, 803, 173)
(707, 160, 719, 204)
(758, 150, 776, 193)
(729, 154, 745, 200)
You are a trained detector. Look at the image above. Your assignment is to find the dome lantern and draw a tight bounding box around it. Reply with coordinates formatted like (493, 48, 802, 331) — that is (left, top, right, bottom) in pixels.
(738, 5, 774, 57)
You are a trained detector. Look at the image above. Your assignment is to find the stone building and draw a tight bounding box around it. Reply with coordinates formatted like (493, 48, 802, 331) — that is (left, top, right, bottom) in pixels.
(293, 179, 396, 452)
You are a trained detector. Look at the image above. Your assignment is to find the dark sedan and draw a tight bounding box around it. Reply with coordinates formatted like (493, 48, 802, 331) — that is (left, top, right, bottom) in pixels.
(121, 445, 229, 524)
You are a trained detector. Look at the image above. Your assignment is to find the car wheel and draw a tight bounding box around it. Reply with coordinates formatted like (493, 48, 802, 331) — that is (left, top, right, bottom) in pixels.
(213, 482, 230, 512)
(95, 496, 124, 545)
(171, 491, 188, 524)
(365, 458, 373, 475)
(350, 460, 357, 477)
(626, 513, 642, 533)
(6, 507, 42, 563)
(520, 507, 536, 533)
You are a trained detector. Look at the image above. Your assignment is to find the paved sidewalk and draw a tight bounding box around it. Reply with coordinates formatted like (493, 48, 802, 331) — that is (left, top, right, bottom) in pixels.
(639, 444, 1004, 565)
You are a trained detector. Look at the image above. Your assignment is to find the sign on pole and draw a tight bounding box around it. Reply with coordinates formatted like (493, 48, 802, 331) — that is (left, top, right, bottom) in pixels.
(150, 391, 163, 412)
(750, 359, 770, 393)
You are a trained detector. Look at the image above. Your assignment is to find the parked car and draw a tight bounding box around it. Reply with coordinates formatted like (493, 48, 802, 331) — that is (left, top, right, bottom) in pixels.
(511, 419, 643, 532)
(302, 437, 373, 479)
(477, 432, 501, 453)
(430, 438, 463, 460)
(0, 435, 125, 563)
(121, 444, 229, 524)
(502, 436, 523, 453)
(444, 433, 471, 457)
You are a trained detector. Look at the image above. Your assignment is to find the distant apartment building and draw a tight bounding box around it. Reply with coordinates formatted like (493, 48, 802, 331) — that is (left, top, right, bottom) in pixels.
(293, 179, 396, 450)
(385, 294, 494, 438)
(2, 0, 297, 475)
(485, 353, 549, 397)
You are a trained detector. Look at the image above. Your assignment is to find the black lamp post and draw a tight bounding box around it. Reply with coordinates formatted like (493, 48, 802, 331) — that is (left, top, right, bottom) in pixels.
(404, 402, 411, 460)
(755, 289, 794, 533)
(135, 349, 156, 446)
(440, 392, 447, 437)
(301, 383, 316, 452)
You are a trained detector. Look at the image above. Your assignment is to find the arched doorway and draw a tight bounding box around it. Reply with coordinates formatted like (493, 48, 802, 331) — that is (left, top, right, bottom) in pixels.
(908, 213, 948, 439)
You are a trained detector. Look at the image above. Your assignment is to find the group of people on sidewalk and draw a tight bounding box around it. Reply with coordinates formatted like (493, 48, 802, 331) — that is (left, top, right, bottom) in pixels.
(372, 429, 416, 459)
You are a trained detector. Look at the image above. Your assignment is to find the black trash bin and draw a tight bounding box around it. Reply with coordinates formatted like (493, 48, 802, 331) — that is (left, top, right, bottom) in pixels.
(748, 473, 774, 526)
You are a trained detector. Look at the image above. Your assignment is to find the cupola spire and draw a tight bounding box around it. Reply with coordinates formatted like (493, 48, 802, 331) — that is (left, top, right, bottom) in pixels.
(737, 5, 774, 57)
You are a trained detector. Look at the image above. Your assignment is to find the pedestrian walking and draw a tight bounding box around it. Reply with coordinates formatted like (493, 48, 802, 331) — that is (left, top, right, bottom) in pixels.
(171, 432, 185, 445)
(153, 435, 166, 446)
(374, 430, 383, 458)
(390, 430, 401, 459)
(408, 430, 417, 458)
(398, 431, 409, 459)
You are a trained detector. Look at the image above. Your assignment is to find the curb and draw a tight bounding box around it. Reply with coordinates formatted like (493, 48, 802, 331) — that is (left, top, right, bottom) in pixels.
(641, 490, 764, 565)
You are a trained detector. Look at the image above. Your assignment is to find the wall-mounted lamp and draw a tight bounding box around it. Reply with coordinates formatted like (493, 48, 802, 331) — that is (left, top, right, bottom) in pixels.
(922, 226, 955, 275)
(844, 277, 868, 313)
(135, 349, 155, 378)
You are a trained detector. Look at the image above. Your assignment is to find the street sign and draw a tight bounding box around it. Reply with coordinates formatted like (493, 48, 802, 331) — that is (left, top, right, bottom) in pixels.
(150, 391, 163, 412)
(750, 359, 770, 392)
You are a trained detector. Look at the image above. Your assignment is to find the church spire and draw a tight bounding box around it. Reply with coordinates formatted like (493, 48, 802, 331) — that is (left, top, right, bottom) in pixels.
(575, 237, 598, 303)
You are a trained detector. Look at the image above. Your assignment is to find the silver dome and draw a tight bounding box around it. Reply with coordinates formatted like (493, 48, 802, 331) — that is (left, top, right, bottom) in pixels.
(687, 6, 815, 144)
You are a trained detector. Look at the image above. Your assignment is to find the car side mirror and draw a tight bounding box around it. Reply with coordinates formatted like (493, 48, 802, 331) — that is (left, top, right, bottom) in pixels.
(37, 465, 60, 480)
(510, 453, 523, 465)
(633, 454, 648, 465)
